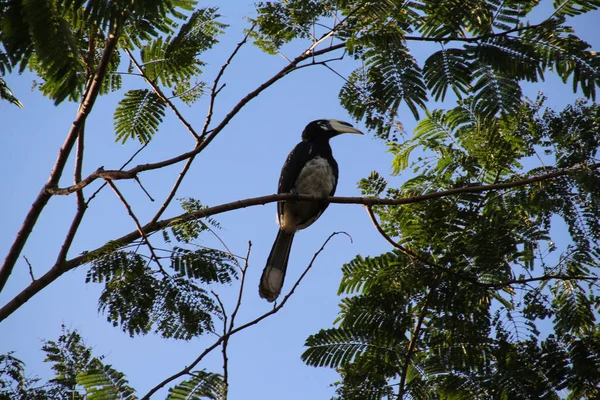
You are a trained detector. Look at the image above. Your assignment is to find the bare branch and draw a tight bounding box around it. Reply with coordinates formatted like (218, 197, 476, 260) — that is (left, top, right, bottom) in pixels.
(201, 25, 254, 140)
(106, 180, 166, 274)
(134, 177, 155, 202)
(140, 232, 346, 400)
(230, 242, 252, 330)
(23, 257, 34, 282)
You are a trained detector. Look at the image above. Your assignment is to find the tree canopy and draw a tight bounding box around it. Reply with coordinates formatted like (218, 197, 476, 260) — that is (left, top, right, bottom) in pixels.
(1, 0, 599, 399)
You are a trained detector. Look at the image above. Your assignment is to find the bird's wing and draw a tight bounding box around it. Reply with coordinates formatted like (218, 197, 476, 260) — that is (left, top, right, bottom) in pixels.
(277, 141, 312, 219)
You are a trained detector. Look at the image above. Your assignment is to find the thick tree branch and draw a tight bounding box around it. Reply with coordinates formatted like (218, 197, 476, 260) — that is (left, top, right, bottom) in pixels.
(1, 164, 598, 322)
(0, 15, 126, 293)
(140, 232, 345, 400)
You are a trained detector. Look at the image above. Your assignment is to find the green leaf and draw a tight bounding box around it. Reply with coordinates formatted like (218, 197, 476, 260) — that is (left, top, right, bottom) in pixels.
(422, 48, 472, 101)
(471, 63, 522, 117)
(302, 328, 396, 369)
(87, 250, 233, 340)
(114, 89, 166, 144)
(77, 364, 136, 400)
(167, 370, 224, 400)
(21, 0, 85, 104)
(552, 0, 600, 17)
(170, 247, 238, 284)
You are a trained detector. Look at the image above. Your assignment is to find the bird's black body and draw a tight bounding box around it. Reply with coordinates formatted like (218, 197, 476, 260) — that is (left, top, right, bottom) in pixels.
(259, 119, 363, 302)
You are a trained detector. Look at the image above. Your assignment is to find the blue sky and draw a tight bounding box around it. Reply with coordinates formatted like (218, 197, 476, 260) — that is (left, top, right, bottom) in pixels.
(0, 2, 599, 399)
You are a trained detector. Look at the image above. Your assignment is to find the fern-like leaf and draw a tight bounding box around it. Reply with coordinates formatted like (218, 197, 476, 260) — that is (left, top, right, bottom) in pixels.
(114, 89, 166, 144)
(302, 328, 379, 368)
(471, 63, 522, 117)
(170, 247, 238, 284)
(552, 0, 600, 17)
(77, 364, 136, 400)
(167, 370, 224, 400)
(423, 48, 471, 101)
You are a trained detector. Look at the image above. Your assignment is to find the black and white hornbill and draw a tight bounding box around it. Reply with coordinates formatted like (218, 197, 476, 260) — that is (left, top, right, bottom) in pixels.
(259, 119, 363, 302)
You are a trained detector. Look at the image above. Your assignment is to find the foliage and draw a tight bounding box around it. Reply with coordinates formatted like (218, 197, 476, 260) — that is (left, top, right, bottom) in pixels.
(86, 238, 237, 339)
(1, 326, 103, 399)
(1, 0, 600, 399)
(252, 0, 600, 138)
(304, 97, 600, 398)
(1, 328, 224, 400)
(167, 370, 225, 400)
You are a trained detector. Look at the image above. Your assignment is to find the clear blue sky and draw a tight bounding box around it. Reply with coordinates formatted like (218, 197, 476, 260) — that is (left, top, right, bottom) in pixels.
(0, 2, 598, 399)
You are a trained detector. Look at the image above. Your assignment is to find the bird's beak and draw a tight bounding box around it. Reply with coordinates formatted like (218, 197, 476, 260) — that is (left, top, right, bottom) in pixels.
(328, 119, 364, 135)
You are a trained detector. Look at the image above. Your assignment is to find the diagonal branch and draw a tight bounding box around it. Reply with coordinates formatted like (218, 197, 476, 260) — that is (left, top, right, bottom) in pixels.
(1, 163, 598, 322)
(364, 205, 481, 284)
(125, 48, 200, 141)
(106, 180, 166, 274)
(44, 41, 347, 197)
(150, 28, 254, 225)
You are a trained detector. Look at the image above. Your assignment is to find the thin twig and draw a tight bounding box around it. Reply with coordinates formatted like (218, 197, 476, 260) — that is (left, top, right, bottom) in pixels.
(140, 232, 346, 400)
(230, 242, 252, 330)
(398, 284, 436, 398)
(86, 143, 149, 206)
(211, 290, 229, 394)
(105, 180, 166, 274)
(200, 25, 255, 140)
(23, 256, 35, 282)
(134, 176, 154, 202)
(125, 48, 200, 141)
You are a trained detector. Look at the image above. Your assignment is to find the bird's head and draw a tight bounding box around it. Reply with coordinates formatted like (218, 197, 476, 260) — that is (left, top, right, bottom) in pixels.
(302, 119, 364, 141)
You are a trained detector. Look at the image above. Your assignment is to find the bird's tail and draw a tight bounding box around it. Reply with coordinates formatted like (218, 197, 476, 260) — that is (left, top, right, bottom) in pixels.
(259, 229, 295, 302)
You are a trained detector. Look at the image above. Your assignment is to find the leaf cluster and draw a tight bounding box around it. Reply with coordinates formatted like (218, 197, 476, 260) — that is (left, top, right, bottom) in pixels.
(251, 0, 600, 139)
(304, 98, 600, 398)
(1, 325, 225, 400)
(1, 1, 226, 145)
(86, 244, 237, 340)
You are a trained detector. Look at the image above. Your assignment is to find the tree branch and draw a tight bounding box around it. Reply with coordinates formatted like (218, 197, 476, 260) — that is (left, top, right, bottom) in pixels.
(488, 274, 599, 289)
(140, 232, 345, 400)
(43, 40, 347, 197)
(1, 163, 598, 322)
(0, 14, 126, 293)
(403, 20, 553, 43)
(125, 48, 200, 141)
(106, 180, 166, 274)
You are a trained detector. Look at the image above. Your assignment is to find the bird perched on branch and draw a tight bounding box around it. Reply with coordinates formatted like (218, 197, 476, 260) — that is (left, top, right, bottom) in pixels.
(259, 119, 363, 302)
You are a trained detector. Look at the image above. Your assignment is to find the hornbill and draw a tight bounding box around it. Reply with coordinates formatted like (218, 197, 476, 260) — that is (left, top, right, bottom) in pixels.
(259, 119, 363, 302)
